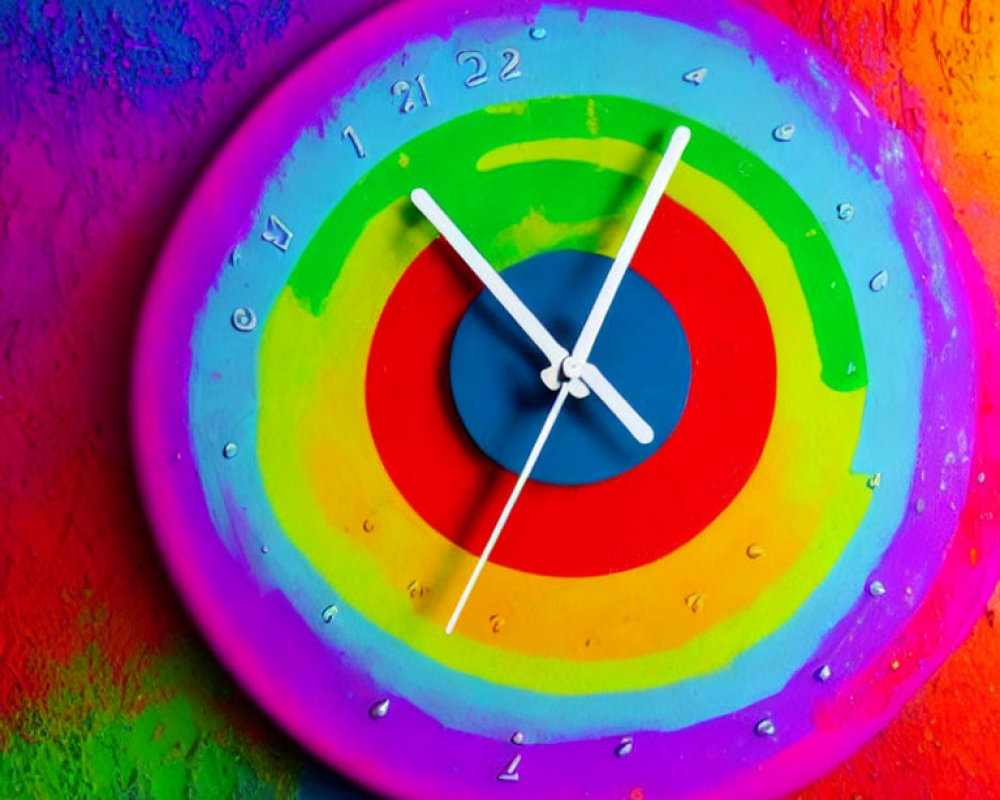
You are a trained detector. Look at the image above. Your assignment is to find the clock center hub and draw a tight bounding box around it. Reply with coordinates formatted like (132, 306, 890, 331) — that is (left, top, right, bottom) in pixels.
(560, 356, 584, 381)
(449, 249, 692, 486)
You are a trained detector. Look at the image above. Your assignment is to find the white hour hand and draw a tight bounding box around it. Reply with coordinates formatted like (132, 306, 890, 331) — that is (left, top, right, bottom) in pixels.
(580, 362, 654, 445)
(410, 187, 570, 373)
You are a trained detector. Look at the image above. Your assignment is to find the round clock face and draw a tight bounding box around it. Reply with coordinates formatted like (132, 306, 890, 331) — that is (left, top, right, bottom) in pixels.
(132, 0, 998, 797)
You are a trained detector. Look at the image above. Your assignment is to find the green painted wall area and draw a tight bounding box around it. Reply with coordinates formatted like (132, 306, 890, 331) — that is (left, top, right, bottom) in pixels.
(0, 644, 301, 799)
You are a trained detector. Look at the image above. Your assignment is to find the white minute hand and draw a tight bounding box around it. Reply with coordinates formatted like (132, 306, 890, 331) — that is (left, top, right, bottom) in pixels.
(410, 187, 570, 371)
(571, 126, 691, 365)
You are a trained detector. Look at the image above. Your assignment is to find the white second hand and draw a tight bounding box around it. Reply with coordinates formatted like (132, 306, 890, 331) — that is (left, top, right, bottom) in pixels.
(445, 383, 572, 635)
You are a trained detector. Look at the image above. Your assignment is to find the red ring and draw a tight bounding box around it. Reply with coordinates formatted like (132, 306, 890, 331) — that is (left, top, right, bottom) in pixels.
(366, 199, 776, 577)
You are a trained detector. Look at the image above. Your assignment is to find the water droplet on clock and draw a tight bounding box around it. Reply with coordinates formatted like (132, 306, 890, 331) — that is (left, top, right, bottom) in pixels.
(773, 122, 796, 142)
(615, 736, 634, 757)
(869, 270, 889, 292)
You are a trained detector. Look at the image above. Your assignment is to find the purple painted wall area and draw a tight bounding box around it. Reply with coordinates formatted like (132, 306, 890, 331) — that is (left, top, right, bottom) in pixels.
(1, 1, 383, 796)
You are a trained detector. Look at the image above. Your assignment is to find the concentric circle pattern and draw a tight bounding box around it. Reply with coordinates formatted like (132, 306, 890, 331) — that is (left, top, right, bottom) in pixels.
(368, 197, 774, 577)
(132, 1, 1000, 798)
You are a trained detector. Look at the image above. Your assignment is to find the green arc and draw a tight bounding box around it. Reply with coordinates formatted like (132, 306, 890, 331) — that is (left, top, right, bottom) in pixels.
(289, 94, 866, 392)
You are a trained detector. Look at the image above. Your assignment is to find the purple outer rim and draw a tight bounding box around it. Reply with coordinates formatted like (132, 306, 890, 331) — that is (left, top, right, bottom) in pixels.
(130, 0, 1000, 797)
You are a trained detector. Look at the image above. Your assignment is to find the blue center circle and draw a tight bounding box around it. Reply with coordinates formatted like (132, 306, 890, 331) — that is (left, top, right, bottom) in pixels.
(449, 250, 692, 485)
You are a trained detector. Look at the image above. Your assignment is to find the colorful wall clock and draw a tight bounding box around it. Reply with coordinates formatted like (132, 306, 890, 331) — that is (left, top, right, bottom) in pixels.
(131, 0, 1000, 797)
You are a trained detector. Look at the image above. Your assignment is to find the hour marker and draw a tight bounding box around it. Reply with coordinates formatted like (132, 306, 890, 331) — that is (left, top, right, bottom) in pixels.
(341, 125, 366, 158)
(615, 736, 634, 757)
(755, 718, 776, 737)
(231, 306, 257, 332)
(814, 664, 832, 682)
(682, 67, 707, 85)
(746, 544, 765, 559)
(772, 123, 796, 142)
(262, 214, 293, 251)
(369, 698, 390, 719)
(222, 442, 238, 459)
(868, 579, 886, 597)
(869, 269, 889, 292)
(497, 754, 521, 782)
(836, 202, 856, 221)
(322, 604, 338, 623)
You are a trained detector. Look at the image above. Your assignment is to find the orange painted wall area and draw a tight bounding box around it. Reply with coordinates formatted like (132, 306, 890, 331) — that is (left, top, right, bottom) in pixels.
(748, 0, 1000, 796)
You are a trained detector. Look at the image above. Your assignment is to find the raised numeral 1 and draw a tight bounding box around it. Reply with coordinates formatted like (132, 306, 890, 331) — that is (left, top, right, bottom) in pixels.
(342, 125, 366, 158)
(415, 73, 431, 106)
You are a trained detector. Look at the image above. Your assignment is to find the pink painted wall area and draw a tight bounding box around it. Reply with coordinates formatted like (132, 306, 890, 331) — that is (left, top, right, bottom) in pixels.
(1, 0, 999, 797)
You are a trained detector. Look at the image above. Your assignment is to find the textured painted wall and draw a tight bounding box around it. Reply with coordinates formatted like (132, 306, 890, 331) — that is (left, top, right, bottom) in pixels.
(1, 0, 998, 797)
